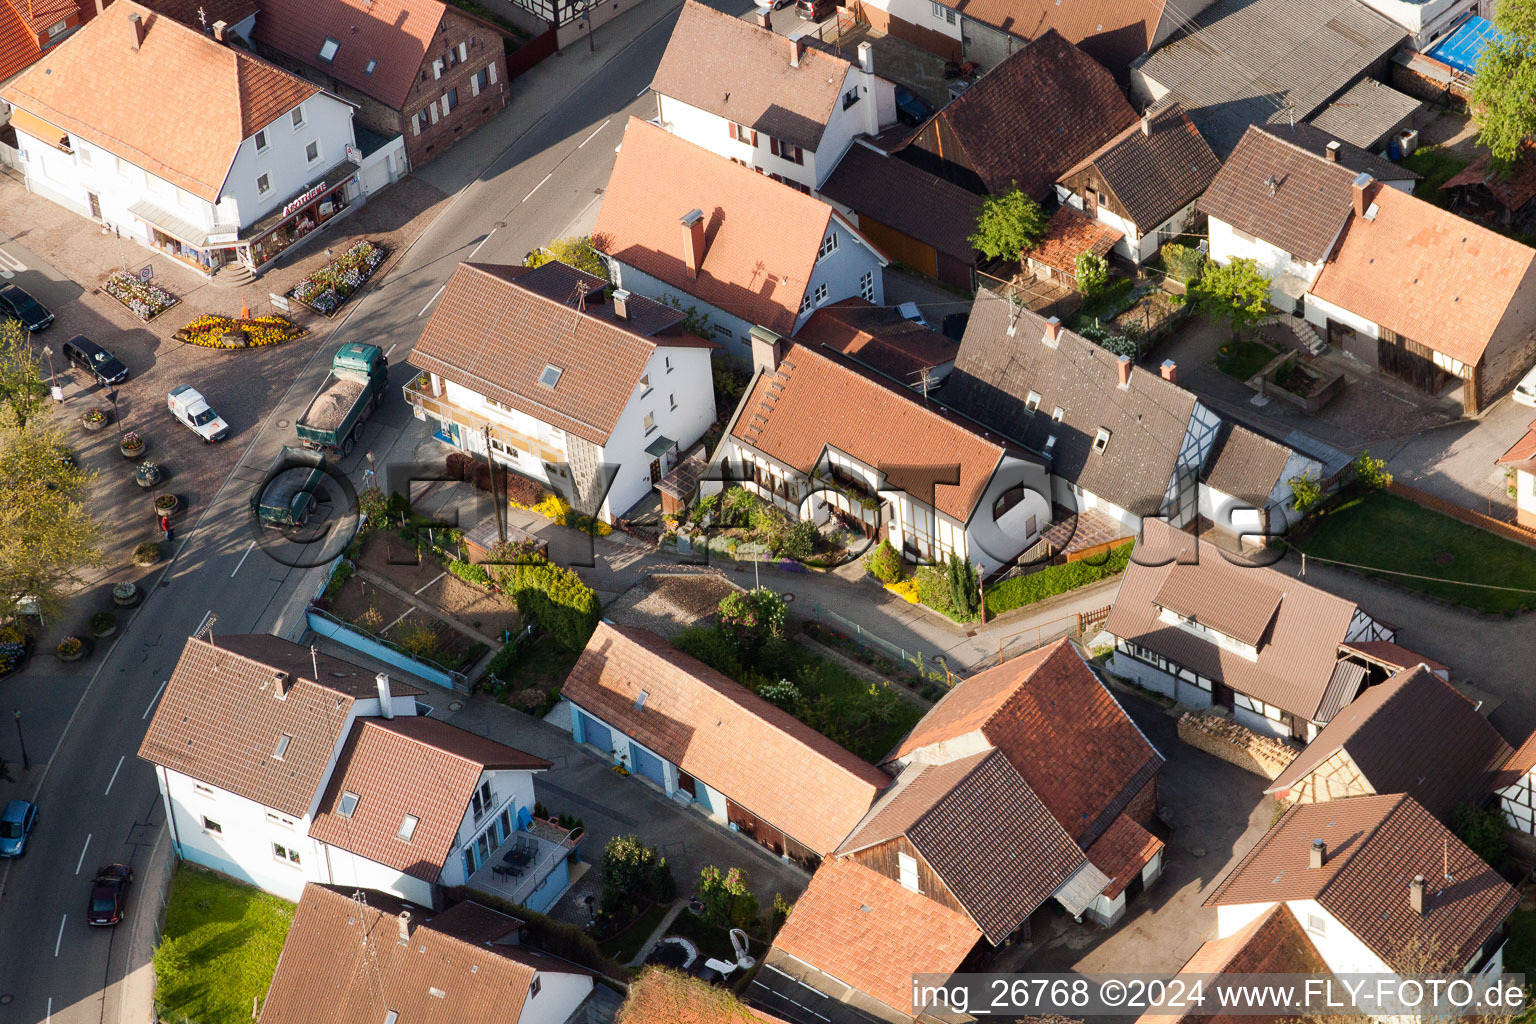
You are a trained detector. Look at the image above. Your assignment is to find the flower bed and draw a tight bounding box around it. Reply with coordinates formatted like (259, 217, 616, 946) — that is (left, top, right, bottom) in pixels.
(176, 313, 307, 349)
(290, 240, 387, 316)
(104, 271, 179, 322)
(0, 638, 29, 677)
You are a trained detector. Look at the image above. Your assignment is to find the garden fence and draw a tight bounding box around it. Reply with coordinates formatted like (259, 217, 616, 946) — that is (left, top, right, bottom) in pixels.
(994, 605, 1113, 665)
(811, 604, 952, 685)
(305, 605, 469, 692)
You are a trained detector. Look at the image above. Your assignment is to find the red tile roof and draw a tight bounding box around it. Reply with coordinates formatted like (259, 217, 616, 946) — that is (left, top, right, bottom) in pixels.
(1443, 144, 1536, 214)
(1206, 794, 1517, 972)
(1498, 419, 1536, 466)
(795, 298, 957, 384)
(560, 623, 889, 855)
(252, 0, 449, 111)
(595, 117, 870, 336)
(618, 967, 790, 1024)
(1309, 180, 1536, 367)
(771, 857, 981, 1018)
(2, 1, 320, 201)
(309, 716, 548, 881)
(931, 0, 1166, 74)
(137, 635, 423, 818)
(1025, 204, 1123, 274)
(0, 0, 42, 83)
(1087, 813, 1163, 900)
(729, 341, 1009, 522)
(4, 0, 74, 35)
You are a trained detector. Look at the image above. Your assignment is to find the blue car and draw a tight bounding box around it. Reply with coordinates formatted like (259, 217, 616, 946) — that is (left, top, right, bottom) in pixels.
(0, 800, 37, 857)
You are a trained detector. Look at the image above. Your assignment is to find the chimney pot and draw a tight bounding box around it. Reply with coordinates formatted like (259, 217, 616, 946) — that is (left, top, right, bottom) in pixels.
(1325, 140, 1340, 162)
(789, 35, 805, 67)
(397, 910, 412, 944)
(857, 40, 873, 74)
(376, 672, 394, 719)
(1351, 172, 1372, 218)
(1160, 359, 1177, 385)
(1141, 111, 1153, 136)
(750, 326, 784, 378)
(1116, 355, 1132, 388)
(1043, 316, 1060, 346)
(128, 11, 145, 50)
(612, 288, 630, 321)
(273, 671, 291, 698)
(211, 18, 228, 40)
(1310, 838, 1326, 869)
(755, 8, 771, 29)
(680, 209, 705, 280)
(1410, 874, 1426, 915)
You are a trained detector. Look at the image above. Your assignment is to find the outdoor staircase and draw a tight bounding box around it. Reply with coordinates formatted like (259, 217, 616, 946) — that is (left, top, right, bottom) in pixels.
(1287, 314, 1328, 355)
(212, 261, 256, 288)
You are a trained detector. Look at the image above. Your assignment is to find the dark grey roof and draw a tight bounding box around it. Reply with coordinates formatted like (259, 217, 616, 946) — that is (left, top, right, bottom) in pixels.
(1306, 77, 1423, 151)
(943, 288, 1198, 516)
(497, 261, 688, 339)
(1315, 659, 1367, 723)
(1254, 121, 1421, 182)
(1058, 101, 1222, 230)
(1201, 422, 1294, 505)
(1133, 0, 1408, 157)
(820, 143, 980, 259)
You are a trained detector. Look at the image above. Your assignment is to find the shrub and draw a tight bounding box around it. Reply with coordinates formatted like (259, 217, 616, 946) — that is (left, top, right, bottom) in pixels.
(1290, 472, 1324, 514)
(396, 621, 440, 660)
(492, 556, 600, 651)
(913, 564, 955, 615)
(132, 542, 161, 565)
(445, 451, 473, 481)
(485, 640, 521, 683)
(1161, 242, 1205, 284)
(447, 559, 493, 588)
(756, 677, 801, 711)
(601, 835, 675, 906)
(983, 540, 1135, 616)
(89, 612, 116, 633)
(56, 635, 83, 658)
(713, 364, 750, 410)
(1354, 450, 1392, 492)
(864, 539, 902, 583)
(1451, 802, 1508, 868)
(718, 587, 787, 658)
(385, 491, 411, 519)
(673, 625, 744, 678)
(778, 519, 818, 560)
(945, 552, 981, 618)
(357, 486, 388, 525)
(696, 865, 758, 931)
(504, 473, 552, 507)
(720, 486, 762, 528)
(1075, 251, 1110, 296)
(322, 560, 354, 601)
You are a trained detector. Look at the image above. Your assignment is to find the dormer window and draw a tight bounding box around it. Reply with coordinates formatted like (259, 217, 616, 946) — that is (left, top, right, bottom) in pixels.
(319, 37, 339, 62)
(1052, 406, 1064, 422)
(398, 814, 419, 841)
(339, 791, 359, 817)
(1093, 428, 1111, 454)
(273, 734, 291, 759)
(1025, 391, 1041, 412)
(539, 364, 563, 388)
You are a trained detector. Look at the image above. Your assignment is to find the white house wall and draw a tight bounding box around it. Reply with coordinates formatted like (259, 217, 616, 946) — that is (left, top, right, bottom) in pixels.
(866, 0, 963, 43)
(1303, 290, 1381, 340)
(595, 344, 716, 521)
(966, 453, 1053, 574)
(610, 260, 760, 363)
(317, 842, 435, 906)
(516, 969, 594, 1024)
(795, 222, 885, 331)
(440, 768, 540, 887)
(160, 766, 318, 903)
(1207, 218, 1330, 308)
(814, 71, 894, 189)
(1215, 901, 1275, 938)
(1286, 899, 1392, 975)
(219, 94, 357, 227)
(1053, 477, 1143, 535)
(1355, 0, 1478, 46)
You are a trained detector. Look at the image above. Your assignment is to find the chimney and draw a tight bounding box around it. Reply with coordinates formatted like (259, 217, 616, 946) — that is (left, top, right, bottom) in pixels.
(1042, 316, 1060, 347)
(857, 41, 873, 74)
(1116, 355, 1132, 388)
(1309, 838, 1326, 869)
(755, 8, 771, 29)
(612, 288, 630, 321)
(376, 672, 394, 719)
(680, 209, 705, 280)
(273, 671, 291, 699)
(128, 11, 145, 50)
(1409, 874, 1426, 915)
(1160, 359, 1178, 385)
(750, 326, 784, 378)
(789, 35, 805, 67)
(397, 910, 413, 945)
(1352, 172, 1372, 218)
(1141, 110, 1153, 136)
(211, 19, 228, 41)
(1325, 140, 1340, 162)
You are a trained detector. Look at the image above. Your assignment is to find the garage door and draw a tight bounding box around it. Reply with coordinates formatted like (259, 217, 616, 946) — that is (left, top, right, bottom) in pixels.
(630, 744, 668, 788)
(577, 711, 613, 758)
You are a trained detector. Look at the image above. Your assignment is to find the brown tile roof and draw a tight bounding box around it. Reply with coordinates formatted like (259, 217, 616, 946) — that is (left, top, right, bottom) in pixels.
(560, 623, 889, 855)
(651, 1, 848, 152)
(4, 0, 74, 34)
(892, 640, 1164, 845)
(839, 749, 1088, 942)
(1443, 144, 1536, 213)
(730, 341, 1009, 522)
(1309, 180, 1536, 367)
(817, 142, 981, 260)
(1200, 422, 1294, 505)
(137, 635, 423, 818)
(931, 0, 1164, 74)
(1499, 419, 1536, 466)
(1256, 122, 1422, 184)
(796, 298, 958, 384)
(2, 1, 320, 201)
(618, 967, 790, 1024)
(1337, 640, 1449, 674)
(1503, 731, 1536, 777)
(1266, 667, 1510, 821)
(0, 0, 42, 83)
(136, 0, 258, 34)
(1152, 565, 1282, 647)
(1205, 794, 1518, 972)
(900, 30, 1136, 200)
(253, 0, 447, 111)
(1059, 101, 1221, 230)
(1106, 519, 1364, 722)
(258, 884, 577, 1024)
(771, 857, 982, 1017)
(1024, 205, 1122, 274)
(1198, 124, 1361, 265)
(408, 261, 699, 447)
(310, 716, 547, 881)
(1087, 813, 1163, 900)
(595, 118, 847, 336)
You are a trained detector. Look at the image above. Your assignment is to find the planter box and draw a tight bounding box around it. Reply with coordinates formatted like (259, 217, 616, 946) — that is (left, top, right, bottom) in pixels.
(1245, 351, 1346, 414)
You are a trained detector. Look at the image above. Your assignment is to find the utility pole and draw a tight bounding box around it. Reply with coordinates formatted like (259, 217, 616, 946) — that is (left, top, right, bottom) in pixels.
(12, 710, 28, 771)
(584, 0, 595, 53)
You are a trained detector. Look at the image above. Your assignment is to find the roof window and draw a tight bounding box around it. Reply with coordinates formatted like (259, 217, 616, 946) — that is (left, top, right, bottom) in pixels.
(635, 689, 649, 709)
(1092, 428, 1112, 454)
(398, 814, 419, 841)
(539, 364, 563, 388)
(1025, 391, 1041, 412)
(273, 734, 291, 759)
(1051, 406, 1064, 422)
(319, 37, 339, 62)
(339, 791, 360, 817)
(365, 59, 378, 75)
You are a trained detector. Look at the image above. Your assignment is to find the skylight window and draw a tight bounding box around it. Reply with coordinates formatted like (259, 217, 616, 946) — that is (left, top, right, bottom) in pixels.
(273, 734, 292, 759)
(365, 59, 378, 75)
(1092, 427, 1112, 454)
(398, 814, 419, 841)
(319, 37, 340, 62)
(634, 690, 649, 709)
(539, 364, 563, 388)
(339, 791, 360, 817)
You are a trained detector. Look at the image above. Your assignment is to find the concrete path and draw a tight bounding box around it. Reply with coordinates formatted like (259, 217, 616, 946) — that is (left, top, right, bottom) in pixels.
(630, 900, 687, 967)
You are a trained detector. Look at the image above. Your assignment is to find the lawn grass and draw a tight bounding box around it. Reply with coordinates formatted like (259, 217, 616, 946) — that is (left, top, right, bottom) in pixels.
(597, 900, 672, 966)
(1213, 339, 1279, 382)
(665, 909, 769, 965)
(1073, 276, 1136, 325)
(154, 865, 295, 1024)
(1400, 146, 1471, 206)
(1502, 906, 1536, 1024)
(1295, 492, 1536, 614)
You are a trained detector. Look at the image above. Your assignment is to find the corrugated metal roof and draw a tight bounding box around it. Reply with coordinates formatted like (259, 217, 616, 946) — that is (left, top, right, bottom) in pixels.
(1307, 77, 1422, 149)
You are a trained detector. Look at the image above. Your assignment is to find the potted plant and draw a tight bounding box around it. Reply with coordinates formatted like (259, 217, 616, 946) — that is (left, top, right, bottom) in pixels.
(119, 431, 144, 458)
(135, 461, 161, 489)
(153, 492, 181, 517)
(56, 635, 85, 662)
(112, 581, 140, 607)
(132, 541, 161, 567)
(81, 407, 107, 431)
(89, 611, 117, 638)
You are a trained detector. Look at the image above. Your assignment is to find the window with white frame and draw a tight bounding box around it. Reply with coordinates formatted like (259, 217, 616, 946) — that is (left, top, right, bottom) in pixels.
(305, 140, 321, 164)
(291, 105, 306, 129)
(1307, 913, 1327, 935)
(444, 87, 460, 114)
(338, 791, 360, 817)
(77, 144, 91, 166)
(859, 270, 874, 301)
(897, 852, 919, 892)
(365, 59, 378, 75)
(272, 842, 301, 865)
(473, 67, 490, 94)
(732, 122, 755, 145)
(203, 816, 223, 834)
(265, 810, 296, 828)
(644, 411, 656, 434)
(254, 129, 269, 152)
(818, 232, 839, 260)
(416, 108, 432, 133)
(470, 780, 493, 820)
(813, 282, 828, 306)
(47, 18, 68, 37)
(273, 733, 291, 759)
(256, 173, 271, 195)
(1025, 391, 1041, 412)
(398, 814, 419, 841)
(193, 782, 215, 798)
(1092, 427, 1112, 454)
(800, 294, 813, 314)
(843, 86, 860, 109)
(770, 138, 803, 165)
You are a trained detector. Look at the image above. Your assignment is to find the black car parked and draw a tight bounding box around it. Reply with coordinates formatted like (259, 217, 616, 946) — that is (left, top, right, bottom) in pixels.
(62, 335, 129, 386)
(0, 285, 54, 332)
(86, 864, 133, 926)
(894, 85, 936, 127)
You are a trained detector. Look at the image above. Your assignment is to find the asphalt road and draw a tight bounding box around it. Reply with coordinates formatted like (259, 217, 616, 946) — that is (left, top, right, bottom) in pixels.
(0, 2, 750, 1019)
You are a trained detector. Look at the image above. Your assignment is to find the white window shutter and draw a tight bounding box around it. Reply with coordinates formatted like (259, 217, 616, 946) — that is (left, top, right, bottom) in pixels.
(411, 116, 420, 136)
(457, 41, 467, 61)
(471, 75, 480, 97)
(488, 61, 497, 84)
(441, 96, 450, 117)
(428, 102, 439, 124)
(433, 58, 443, 79)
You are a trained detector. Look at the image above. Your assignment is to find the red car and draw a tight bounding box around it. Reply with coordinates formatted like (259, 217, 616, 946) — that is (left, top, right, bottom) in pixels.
(87, 864, 133, 926)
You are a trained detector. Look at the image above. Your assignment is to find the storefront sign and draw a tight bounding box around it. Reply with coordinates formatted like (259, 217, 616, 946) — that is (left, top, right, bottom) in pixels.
(206, 232, 238, 244)
(282, 182, 327, 218)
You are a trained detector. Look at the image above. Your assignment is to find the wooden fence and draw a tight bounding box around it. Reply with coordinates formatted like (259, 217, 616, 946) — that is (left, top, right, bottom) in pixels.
(1387, 480, 1536, 551)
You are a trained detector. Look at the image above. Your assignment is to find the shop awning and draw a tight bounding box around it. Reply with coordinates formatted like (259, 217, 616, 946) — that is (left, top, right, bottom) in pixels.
(242, 160, 359, 241)
(644, 435, 676, 457)
(10, 110, 70, 152)
(127, 200, 236, 250)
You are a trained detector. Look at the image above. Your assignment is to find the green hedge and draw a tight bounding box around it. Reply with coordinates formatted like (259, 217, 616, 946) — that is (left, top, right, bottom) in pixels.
(984, 540, 1134, 617)
(492, 556, 599, 651)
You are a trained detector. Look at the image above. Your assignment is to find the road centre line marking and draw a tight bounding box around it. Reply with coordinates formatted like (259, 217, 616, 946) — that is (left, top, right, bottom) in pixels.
(230, 542, 254, 577)
(105, 755, 124, 796)
(468, 228, 497, 258)
(193, 609, 212, 636)
(143, 680, 167, 720)
(523, 173, 552, 203)
(578, 119, 611, 148)
(54, 916, 65, 956)
(418, 285, 445, 317)
(75, 834, 91, 875)
(46, 998, 51, 1023)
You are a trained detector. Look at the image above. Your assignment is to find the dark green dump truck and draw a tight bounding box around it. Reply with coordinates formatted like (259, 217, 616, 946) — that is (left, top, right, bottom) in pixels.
(295, 343, 389, 456)
(251, 446, 328, 527)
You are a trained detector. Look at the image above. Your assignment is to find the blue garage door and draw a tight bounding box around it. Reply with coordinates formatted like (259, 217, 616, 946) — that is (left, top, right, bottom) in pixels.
(630, 744, 667, 788)
(578, 711, 613, 758)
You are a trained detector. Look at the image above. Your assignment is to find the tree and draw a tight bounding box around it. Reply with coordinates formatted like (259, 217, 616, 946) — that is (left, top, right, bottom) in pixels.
(968, 184, 1046, 262)
(696, 865, 758, 930)
(1451, 802, 1508, 868)
(524, 235, 609, 280)
(1074, 251, 1110, 296)
(944, 552, 980, 618)
(1190, 257, 1271, 337)
(1289, 471, 1324, 514)
(1353, 450, 1392, 492)
(864, 539, 902, 583)
(0, 411, 103, 623)
(0, 318, 49, 428)
(718, 587, 786, 659)
(1160, 242, 1205, 284)
(1473, 0, 1536, 169)
(601, 834, 675, 909)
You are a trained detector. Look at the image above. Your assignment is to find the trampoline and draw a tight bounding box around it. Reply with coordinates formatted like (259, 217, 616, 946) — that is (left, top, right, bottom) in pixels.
(1427, 16, 1507, 76)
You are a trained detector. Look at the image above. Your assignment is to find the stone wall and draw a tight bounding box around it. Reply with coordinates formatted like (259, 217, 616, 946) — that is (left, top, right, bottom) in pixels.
(1177, 710, 1298, 781)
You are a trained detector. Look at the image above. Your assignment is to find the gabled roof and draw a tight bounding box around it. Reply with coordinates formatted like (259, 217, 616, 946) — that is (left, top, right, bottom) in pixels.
(1255, 121, 1421, 183)
(818, 142, 980, 260)
(944, 288, 1199, 516)
(891, 639, 1163, 845)
(309, 716, 549, 881)
(4, 0, 75, 35)
(1266, 667, 1511, 820)
(729, 341, 1010, 522)
(258, 885, 585, 1024)
(900, 29, 1136, 199)
(1059, 101, 1221, 229)
(1445, 144, 1536, 213)
(1104, 518, 1364, 722)
(1310, 180, 1536, 367)
(137, 635, 424, 819)
(1024, 204, 1122, 274)
(929, 0, 1166, 75)
(409, 261, 707, 447)
(837, 749, 1088, 942)
(1499, 419, 1536, 467)
(1087, 813, 1164, 900)
(1133, 0, 1407, 158)
(1205, 794, 1518, 972)
(1307, 77, 1422, 151)
(0, 0, 42, 83)
(618, 968, 790, 1024)
(651, 0, 850, 152)
(560, 623, 889, 855)
(795, 297, 958, 385)
(135, 0, 259, 35)
(596, 118, 863, 336)
(253, 0, 447, 111)
(2, 1, 321, 201)
(1200, 421, 1295, 506)
(770, 857, 982, 1018)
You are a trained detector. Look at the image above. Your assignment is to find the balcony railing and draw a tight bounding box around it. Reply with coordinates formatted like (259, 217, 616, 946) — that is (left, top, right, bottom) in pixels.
(404, 373, 566, 465)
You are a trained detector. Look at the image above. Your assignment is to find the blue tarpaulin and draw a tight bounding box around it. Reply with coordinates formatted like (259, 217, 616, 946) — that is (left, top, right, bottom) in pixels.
(1428, 16, 1506, 76)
